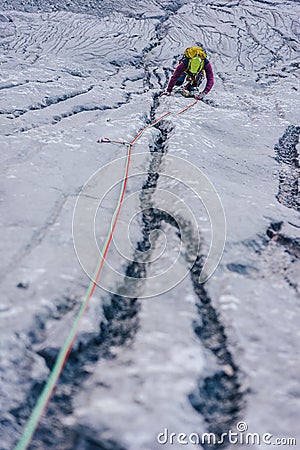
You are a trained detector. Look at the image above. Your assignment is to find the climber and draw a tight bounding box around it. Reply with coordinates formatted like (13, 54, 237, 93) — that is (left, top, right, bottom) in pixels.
(160, 46, 214, 100)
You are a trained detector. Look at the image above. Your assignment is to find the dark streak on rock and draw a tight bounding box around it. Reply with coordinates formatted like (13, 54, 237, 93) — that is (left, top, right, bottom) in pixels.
(267, 221, 300, 260)
(188, 258, 243, 449)
(275, 125, 300, 211)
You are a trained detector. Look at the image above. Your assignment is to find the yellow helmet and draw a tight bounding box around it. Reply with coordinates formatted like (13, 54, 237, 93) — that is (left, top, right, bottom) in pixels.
(184, 46, 207, 60)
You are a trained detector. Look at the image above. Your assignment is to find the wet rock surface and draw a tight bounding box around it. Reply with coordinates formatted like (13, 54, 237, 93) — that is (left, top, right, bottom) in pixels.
(0, 0, 299, 449)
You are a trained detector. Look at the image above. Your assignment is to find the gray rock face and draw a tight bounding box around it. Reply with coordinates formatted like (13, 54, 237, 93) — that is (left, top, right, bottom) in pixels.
(0, 0, 299, 449)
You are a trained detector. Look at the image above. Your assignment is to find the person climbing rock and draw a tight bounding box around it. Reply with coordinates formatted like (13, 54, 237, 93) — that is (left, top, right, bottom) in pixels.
(160, 45, 214, 100)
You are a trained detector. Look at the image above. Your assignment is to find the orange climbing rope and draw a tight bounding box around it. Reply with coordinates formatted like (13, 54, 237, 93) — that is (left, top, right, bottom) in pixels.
(14, 98, 199, 450)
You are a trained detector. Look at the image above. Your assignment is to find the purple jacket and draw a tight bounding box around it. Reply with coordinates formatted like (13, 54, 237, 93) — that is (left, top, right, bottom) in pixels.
(167, 59, 214, 94)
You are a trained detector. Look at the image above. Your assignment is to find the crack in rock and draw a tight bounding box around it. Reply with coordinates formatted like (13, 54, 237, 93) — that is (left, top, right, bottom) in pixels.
(1, 86, 94, 117)
(189, 262, 243, 449)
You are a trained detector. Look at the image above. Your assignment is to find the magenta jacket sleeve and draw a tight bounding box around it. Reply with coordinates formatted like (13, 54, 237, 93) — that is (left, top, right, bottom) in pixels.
(167, 61, 186, 93)
(203, 61, 214, 94)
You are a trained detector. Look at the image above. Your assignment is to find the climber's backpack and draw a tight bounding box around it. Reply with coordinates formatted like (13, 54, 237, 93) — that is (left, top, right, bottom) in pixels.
(183, 46, 207, 76)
